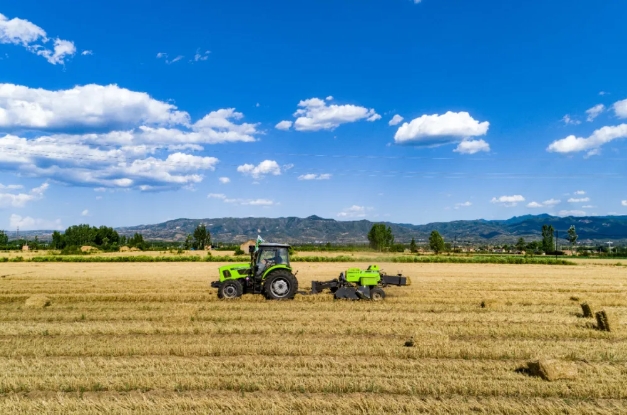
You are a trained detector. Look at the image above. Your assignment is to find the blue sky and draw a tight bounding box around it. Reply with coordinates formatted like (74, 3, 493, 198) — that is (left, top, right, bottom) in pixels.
(1, 0, 627, 230)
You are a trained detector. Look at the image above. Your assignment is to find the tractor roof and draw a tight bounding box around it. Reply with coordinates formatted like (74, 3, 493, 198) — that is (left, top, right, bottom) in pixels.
(259, 243, 291, 248)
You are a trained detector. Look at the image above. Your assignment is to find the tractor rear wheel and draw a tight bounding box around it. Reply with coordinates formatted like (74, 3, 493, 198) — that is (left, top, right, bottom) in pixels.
(218, 280, 243, 299)
(263, 270, 298, 300)
(370, 287, 386, 301)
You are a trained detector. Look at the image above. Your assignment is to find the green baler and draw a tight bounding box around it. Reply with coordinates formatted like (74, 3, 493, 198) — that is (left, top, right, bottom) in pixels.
(311, 265, 411, 300)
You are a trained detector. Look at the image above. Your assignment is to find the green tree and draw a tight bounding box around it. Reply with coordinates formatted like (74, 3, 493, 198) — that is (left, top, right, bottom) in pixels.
(541, 224, 555, 253)
(128, 233, 146, 250)
(429, 230, 445, 254)
(409, 237, 418, 253)
(51, 231, 64, 249)
(192, 224, 211, 250)
(567, 225, 578, 253)
(184, 234, 193, 250)
(367, 224, 394, 251)
(515, 237, 526, 252)
(0, 230, 8, 246)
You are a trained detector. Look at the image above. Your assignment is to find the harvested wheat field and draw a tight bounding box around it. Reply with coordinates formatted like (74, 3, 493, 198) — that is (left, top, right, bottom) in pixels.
(0, 261, 625, 414)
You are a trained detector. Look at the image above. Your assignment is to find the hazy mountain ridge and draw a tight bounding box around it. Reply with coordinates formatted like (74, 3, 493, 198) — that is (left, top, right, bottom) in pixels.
(114, 214, 627, 244)
(11, 215, 627, 244)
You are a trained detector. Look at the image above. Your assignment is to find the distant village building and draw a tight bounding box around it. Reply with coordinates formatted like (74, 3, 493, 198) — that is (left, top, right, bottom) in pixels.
(240, 240, 256, 253)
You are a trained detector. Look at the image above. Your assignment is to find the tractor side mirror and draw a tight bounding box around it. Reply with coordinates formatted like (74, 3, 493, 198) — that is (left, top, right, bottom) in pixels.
(249, 245, 255, 254)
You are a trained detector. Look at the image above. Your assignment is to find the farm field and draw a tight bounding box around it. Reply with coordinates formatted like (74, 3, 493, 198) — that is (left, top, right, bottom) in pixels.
(0, 261, 626, 414)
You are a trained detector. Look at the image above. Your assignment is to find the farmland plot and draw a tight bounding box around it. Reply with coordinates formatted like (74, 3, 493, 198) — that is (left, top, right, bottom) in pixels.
(0, 262, 625, 414)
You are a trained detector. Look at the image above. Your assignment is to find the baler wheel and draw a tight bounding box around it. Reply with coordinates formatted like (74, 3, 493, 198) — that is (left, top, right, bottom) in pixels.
(370, 287, 386, 301)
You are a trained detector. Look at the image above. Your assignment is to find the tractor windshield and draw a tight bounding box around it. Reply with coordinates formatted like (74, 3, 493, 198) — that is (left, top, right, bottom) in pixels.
(257, 247, 290, 268)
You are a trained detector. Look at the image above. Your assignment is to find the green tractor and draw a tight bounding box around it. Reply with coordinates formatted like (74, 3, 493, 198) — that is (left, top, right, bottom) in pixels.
(210, 243, 298, 300)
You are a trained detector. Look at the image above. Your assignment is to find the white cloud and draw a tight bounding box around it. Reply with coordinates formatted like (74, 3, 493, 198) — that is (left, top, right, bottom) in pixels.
(0, 182, 48, 208)
(574, 190, 586, 195)
(237, 160, 281, 179)
(0, 13, 76, 65)
(156, 52, 167, 59)
(454, 139, 490, 154)
(599, 91, 608, 96)
(325, 96, 333, 101)
(586, 104, 605, 122)
(614, 99, 627, 118)
(156, 52, 184, 64)
(581, 205, 596, 209)
(0, 183, 23, 190)
(337, 205, 369, 218)
(558, 210, 586, 217)
(81, 50, 93, 56)
(0, 83, 190, 130)
(285, 98, 380, 131)
(527, 199, 560, 208)
(622, 200, 627, 207)
(208, 193, 274, 206)
(81, 209, 89, 216)
(490, 195, 525, 207)
(547, 124, 627, 154)
(389, 114, 404, 126)
(414, 0, 423, 3)
(298, 173, 331, 181)
(193, 49, 210, 62)
(275, 120, 293, 131)
(561, 115, 581, 125)
(394, 111, 489, 148)
(219, 177, 230, 184)
(454, 201, 472, 209)
(568, 197, 590, 203)
(9, 214, 62, 230)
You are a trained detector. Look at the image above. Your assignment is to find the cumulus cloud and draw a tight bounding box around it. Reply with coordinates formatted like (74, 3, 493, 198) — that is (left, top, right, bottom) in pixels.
(568, 197, 590, 203)
(81, 50, 93, 56)
(237, 160, 281, 179)
(394, 111, 490, 149)
(614, 99, 627, 118)
(491, 195, 524, 207)
(0, 183, 23, 190)
(0, 182, 48, 208)
(81, 209, 89, 216)
(298, 173, 331, 181)
(558, 210, 586, 217)
(389, 114, 404, 126)
(219, 177, 230, 184)
(283, 98, 380, 131)
(527, 199, 560, 208)
(275, 120, 293, 131)
(9, 214, 62, 230)
(454, 139, 490, 154)
(586, 104, 605, 122)
(622, 200, 627, 207)
(547, 124, 627, 154)
(561, 115, 581, 125)
(574, 190, 586, 195)
(0, 83, 190, 130)
(0, 13, 76, 65)
(337, 205, 369, 218)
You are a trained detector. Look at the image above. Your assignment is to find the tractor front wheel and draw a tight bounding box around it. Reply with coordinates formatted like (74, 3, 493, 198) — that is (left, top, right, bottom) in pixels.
(218, 280, 243, 299)
(263, 270, 298, 300)
(370, 287, 386, 301)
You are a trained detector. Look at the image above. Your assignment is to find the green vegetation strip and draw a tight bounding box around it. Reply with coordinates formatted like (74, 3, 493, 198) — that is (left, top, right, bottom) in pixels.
(1, 255, 575, 265)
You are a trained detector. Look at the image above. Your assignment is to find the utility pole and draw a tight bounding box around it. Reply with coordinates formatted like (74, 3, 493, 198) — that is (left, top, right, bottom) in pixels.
(555, 230, 559, 260)
(606, 241, 613, 254)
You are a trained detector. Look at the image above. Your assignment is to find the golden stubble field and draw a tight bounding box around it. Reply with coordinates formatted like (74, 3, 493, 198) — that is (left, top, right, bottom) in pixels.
(0, 261, 625, 414)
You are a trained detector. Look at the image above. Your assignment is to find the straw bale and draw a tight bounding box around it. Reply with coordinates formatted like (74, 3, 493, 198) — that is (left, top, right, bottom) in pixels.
(526, 359, 578, 381)
(25, 295, 51, 308)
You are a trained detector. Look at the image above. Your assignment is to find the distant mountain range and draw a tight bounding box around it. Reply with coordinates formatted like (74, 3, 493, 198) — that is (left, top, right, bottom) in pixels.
(12, 214, 627, 244)
(114, 214, 627, 244)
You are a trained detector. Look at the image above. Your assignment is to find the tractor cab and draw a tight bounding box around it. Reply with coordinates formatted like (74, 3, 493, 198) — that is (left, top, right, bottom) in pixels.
(251, 243, 291, 277)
